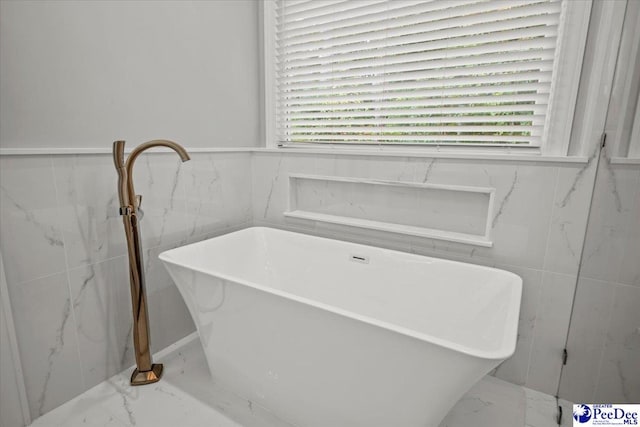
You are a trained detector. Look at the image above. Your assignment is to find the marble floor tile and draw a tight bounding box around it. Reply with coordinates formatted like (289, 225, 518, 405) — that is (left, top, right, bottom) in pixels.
(438, 375, 526, 427)
(30, 334, 566, 427)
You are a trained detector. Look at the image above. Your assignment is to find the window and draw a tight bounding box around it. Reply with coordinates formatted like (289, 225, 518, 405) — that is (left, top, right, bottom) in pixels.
(264, 0, 591, 154)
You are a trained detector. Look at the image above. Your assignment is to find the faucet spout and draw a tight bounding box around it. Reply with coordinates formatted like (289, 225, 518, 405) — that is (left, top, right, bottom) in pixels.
(120, 140, 190, 211)
(112, 139, 190, 386)
(127, 139, 190, 166)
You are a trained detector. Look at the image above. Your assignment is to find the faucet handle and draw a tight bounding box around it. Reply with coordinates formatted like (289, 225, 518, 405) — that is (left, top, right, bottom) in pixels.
(135, 195, 144, 220)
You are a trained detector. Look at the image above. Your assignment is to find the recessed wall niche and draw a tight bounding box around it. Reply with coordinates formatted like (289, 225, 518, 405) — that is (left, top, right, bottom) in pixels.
(285, 174, 495, 247)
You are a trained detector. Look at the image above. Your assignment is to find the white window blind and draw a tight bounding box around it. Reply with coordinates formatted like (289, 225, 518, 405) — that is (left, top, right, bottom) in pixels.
(274, 0, 565, 147)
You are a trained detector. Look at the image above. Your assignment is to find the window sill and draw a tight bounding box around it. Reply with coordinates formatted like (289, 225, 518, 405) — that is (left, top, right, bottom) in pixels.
(610, 157, 640, 165)
(256, 146, 589, 164)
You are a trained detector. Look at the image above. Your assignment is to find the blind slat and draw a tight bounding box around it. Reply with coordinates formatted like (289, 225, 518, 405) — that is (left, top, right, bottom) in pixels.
(281, 60, 554, 91)
(279, 49, 555, 84)
(282, 83, 550, 106)
(280, 0, 352, 18)
(284, 104, 549, 119)
(282, 125, 541, 133)
(282, 26, 557, 71)
(279, 7, 559, 55)
(282, 115, 546, 126)
(279, 1, 560, 46)
(279, 1, 476, 37)
(280, 38, 556, 77)
(278, 1, 424, 31)
(281, 71, 552, 99)
(282, 94, 549, 112)
(284, 134, 541, 143)
(281, 14, 559, 61)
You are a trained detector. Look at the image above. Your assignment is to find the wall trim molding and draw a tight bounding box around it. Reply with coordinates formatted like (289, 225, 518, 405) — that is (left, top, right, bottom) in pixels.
(0, 146, 590, 164)
(253, 148, 590, 164)
(610, 157, 640, 165)
(0, 147, 256, 156)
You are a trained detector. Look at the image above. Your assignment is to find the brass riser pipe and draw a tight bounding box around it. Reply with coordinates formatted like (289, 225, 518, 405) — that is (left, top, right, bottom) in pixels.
(112, 140, 190, 386)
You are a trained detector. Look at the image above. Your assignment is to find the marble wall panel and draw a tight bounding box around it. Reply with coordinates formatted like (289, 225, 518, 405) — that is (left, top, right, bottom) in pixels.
(0, 152, 253, 419)
(0, 157, 67, 286)
(8, 272, 84, 419)
(560, 159, 640, 403)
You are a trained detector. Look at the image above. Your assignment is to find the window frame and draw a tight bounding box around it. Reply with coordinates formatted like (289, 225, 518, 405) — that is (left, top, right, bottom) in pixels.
(262, 0, 592, 157)
(629, 95, 640, 158)
(567, 0, 631, 159)
(604, 0, 640, 160)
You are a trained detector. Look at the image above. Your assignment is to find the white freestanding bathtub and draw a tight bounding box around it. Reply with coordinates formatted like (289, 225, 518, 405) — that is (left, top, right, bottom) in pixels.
(159, 227, 522, 427)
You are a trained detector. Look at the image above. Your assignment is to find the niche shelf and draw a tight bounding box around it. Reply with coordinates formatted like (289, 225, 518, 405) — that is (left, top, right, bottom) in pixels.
(284, 174, 495, 247)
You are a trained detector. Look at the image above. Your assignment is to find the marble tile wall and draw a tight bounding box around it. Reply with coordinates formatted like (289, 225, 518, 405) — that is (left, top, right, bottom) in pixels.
(1, 256, 28, 427)
(559, 157, 640, 404)
(251, 151, 599, 397)
(2, 149, 636, 421)
(0, 152, 253, 420)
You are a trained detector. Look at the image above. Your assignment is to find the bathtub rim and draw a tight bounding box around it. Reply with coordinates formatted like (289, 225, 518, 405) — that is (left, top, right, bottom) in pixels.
(159, 226, 522, 361)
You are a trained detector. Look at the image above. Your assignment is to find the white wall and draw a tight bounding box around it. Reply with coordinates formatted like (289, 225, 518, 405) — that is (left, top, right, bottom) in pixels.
(0, 0, 260, 149)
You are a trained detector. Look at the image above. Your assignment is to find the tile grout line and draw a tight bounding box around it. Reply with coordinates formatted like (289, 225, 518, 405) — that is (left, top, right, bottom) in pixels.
(555, 145, 605, 403)
(522, 270, 546, 389)
(540, 167, 562, 272)
(11, 269, 70, 288)
(589, 288, 617, 403)
(53, 221, 255, 284)
(66, 253, 128, 274)
(49, 156, 88, 391)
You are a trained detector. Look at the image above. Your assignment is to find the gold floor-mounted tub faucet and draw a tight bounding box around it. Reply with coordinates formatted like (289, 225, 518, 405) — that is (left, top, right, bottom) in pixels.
(112, 140, 190, 385)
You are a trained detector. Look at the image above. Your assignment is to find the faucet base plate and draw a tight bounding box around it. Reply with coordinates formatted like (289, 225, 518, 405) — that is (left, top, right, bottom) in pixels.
(130, 363, 163, 386)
